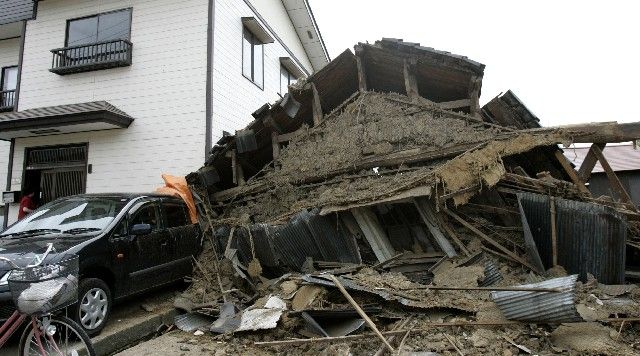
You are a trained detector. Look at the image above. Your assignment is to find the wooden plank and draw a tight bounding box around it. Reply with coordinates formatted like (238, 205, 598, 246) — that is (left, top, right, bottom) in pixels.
(413, 197, 457, 258)
(403, 57, 419, 98)
(355, 54, 368, 92)
(554, 150, 591, 195)
(577, 143, 606, 182)
(591, 144, 634, 205)
(351, 207, 395, 262)
(444, 209, 539, 271)
(437, 98, 472, 110)
(311, 83, 323, 126)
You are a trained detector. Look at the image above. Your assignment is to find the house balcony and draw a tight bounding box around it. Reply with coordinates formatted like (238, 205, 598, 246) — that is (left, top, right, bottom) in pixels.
(0, 89, 16, 112)
(50, 39, 133, 75)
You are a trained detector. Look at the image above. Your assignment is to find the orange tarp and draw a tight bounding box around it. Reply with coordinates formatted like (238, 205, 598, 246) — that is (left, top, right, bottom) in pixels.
(155, 174, 198, 223)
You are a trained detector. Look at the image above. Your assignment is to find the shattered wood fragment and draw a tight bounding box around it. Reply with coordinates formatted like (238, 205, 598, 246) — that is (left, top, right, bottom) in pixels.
(444, 209, 539, 271)
(355, 51, 368, 92)
(438, 98, 472, 110)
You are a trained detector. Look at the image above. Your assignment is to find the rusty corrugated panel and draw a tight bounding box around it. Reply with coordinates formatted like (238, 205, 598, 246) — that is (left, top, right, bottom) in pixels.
(490, 275, 581, 323)
(518, 193, 627, 284)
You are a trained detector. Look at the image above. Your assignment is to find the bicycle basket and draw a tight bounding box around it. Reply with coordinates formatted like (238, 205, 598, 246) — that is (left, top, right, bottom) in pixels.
(7, 255, 79, 315)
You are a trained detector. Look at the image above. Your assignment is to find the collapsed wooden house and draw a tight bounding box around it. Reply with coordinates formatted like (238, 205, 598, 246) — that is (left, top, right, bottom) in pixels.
(187, 38, 640, 286)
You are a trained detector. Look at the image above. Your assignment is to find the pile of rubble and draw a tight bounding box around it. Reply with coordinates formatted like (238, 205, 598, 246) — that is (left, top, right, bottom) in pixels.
(179, 39, 640, 354)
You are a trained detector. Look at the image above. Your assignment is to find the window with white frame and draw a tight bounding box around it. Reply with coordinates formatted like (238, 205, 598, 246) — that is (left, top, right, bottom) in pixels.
(279, 65, 294, 96)
(242, 27, 264, 88)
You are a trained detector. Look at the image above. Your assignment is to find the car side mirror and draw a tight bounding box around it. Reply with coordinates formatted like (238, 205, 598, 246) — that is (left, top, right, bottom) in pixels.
(130, 223, 152, 236)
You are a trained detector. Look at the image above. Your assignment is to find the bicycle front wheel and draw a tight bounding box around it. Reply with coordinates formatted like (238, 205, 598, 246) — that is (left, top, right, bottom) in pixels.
(18, 315, 95, 356)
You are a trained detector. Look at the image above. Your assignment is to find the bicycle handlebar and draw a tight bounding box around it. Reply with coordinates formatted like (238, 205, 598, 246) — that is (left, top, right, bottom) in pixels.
(0, 243, 54, 270)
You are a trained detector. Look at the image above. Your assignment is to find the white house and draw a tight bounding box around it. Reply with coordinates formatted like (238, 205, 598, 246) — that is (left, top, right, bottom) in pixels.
(0, 0, 329, 228)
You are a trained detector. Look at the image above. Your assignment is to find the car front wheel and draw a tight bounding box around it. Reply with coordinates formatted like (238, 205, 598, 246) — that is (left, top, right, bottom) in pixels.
(72, 278, 112, 336)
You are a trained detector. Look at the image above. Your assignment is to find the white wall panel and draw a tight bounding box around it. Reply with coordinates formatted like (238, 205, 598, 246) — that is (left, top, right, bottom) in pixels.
(0, 37, 20, 206)
(211, 0, 313, 142)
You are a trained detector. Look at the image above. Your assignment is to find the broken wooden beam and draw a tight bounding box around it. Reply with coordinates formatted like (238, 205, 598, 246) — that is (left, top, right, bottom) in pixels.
(468, 75, 481, 118)
(351, 207, 395, 262)
(328, 274, 394, 352)
(413, 197, 457, 258)
(271, 131, 280, 160)
(590, 144, 634, 205)
(554, 150, 591, 195)
(577, 143, 606, 181)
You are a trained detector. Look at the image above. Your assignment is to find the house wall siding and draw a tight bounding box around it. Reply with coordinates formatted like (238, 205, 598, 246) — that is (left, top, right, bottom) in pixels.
(7, 0, 208, 222)
(248, 0, 312, 71)
(0, 37, 21, 207)
(211, 0, 312, 142)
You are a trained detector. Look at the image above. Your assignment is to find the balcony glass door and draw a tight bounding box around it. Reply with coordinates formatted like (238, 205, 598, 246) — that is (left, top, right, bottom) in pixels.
(1, 66, 17, 109)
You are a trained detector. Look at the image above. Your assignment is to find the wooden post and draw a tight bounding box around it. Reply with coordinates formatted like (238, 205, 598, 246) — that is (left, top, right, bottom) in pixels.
(468, 75, 481, 118)
(311, 83, 323, 126)
(230, 149, 245, 186)
(403, 57, 419, 99)
(554, 150, 591, 195)
(591, 144, 634, 205)
(550, 196, 558, 267)
(355, 50, 368, 92)
(328, 275, 395, 353)
(271, 131, 280, 168)
(577, 143, 606, 182)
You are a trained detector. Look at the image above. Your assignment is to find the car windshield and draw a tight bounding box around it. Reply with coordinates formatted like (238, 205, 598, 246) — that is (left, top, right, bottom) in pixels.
(1, 197, 129, 237)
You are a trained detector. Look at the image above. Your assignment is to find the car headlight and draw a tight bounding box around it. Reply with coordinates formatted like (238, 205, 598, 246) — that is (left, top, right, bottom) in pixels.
(0, 272, 10, 286)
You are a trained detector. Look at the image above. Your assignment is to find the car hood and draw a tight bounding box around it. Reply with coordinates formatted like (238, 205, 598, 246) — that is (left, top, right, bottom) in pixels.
(0, 234, 92, 271)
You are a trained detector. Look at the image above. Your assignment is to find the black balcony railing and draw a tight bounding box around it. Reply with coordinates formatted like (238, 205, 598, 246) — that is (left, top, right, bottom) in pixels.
(0, 89, 16, 112)
(50, 39, 133, 75)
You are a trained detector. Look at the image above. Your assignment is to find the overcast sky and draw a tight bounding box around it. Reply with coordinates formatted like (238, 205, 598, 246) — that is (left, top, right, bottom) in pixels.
(308, 0, 639, 127)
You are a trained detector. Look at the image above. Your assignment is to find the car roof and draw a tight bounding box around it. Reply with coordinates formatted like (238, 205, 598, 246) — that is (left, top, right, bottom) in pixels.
(64, 193, 184, 202)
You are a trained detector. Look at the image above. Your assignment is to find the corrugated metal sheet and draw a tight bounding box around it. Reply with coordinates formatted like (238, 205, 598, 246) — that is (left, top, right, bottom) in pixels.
(518, 193, 627, 284)
(480, 259, 503, 287)
(490, 275, 581, 323)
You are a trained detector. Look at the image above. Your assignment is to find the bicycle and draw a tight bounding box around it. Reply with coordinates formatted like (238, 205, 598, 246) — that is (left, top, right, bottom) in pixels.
(0, 243, 95, 355)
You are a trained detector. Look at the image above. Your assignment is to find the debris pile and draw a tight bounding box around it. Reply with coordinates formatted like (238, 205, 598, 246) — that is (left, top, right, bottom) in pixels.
(181, 39, 640, 354)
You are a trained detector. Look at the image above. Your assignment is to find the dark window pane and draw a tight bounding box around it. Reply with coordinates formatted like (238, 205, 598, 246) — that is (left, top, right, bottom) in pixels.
(2, 67, 17, 91)
(242, 28, 253, 79)
(130, 204, 159, 231)
(97, 9, 131, 42)
(67, 16, 98, 46)
(164, 203, 188, 228)
(253, 41, 263, 86)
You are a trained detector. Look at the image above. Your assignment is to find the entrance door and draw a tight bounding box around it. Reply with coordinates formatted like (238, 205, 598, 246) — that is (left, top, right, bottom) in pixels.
(23, 144, 88, 205)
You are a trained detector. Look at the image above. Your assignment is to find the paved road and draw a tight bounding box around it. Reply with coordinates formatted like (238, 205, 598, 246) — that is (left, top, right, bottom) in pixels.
(1, 284, 182, 355)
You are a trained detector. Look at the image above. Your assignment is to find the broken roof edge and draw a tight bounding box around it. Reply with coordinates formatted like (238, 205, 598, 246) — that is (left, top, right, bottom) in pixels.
(370, 38, 485, 75)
